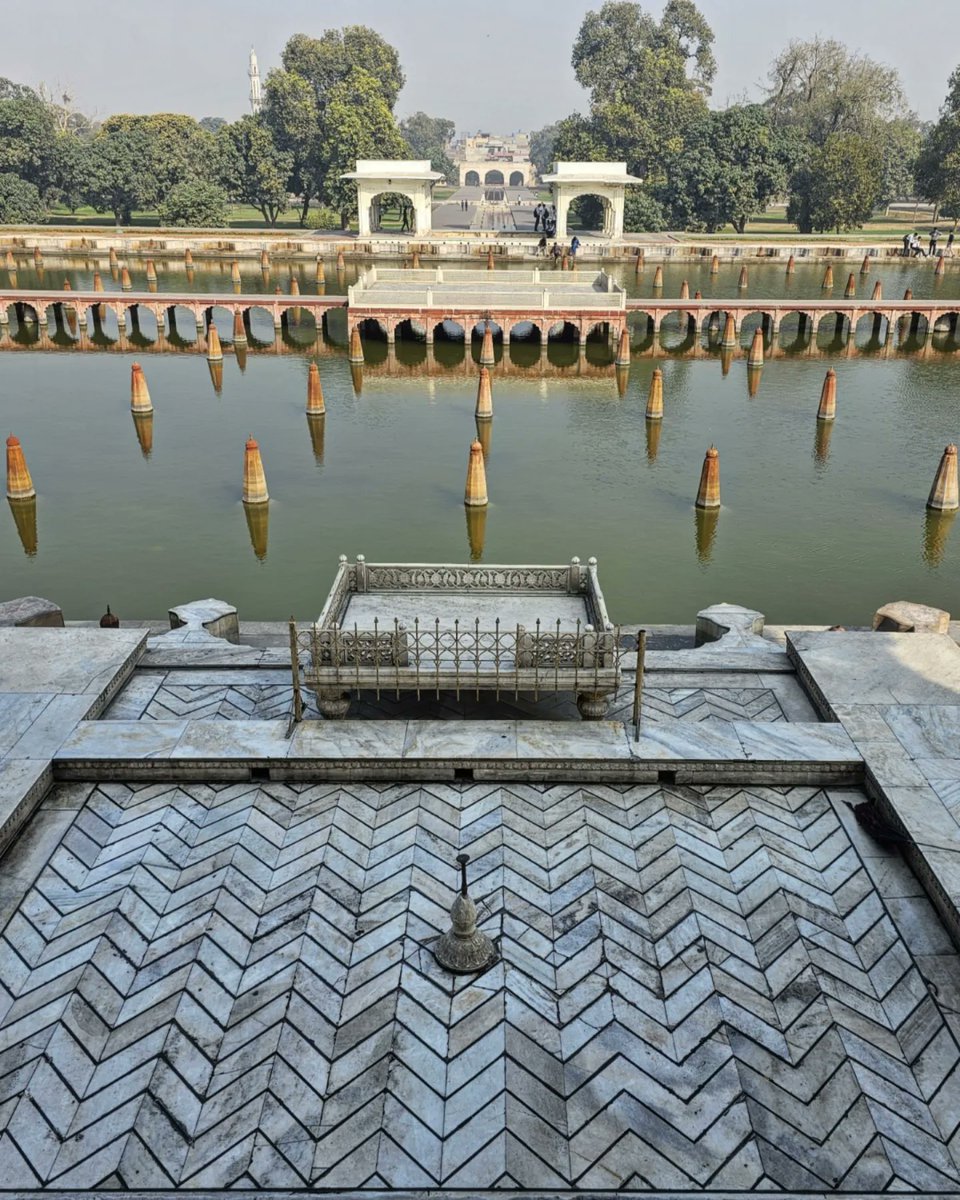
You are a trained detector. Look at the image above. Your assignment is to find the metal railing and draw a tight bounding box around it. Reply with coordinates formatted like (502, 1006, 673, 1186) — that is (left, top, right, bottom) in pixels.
(288, 615, 635, 722)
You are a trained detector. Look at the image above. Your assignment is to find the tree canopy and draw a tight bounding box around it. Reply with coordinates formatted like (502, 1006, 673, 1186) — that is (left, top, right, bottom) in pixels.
(787, 132, 882, 233)
(281, 27, 405, 110)
(0, 172, 44, 223)
(158, 179, 228, 227)
(216, 116, 293, 226)
(398, 112, 455, 178)
(916, 66, 960, 218)
(764, 38, 910, 145)
(318, 68, 409, 225)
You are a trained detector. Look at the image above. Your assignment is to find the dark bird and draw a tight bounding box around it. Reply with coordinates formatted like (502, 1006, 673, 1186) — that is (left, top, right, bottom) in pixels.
(846, 800, 910, 846)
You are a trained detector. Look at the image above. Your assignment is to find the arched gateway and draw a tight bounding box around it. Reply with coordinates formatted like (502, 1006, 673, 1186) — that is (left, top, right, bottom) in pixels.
(340, 159, 444, 237)
(540, 161, 643, 240)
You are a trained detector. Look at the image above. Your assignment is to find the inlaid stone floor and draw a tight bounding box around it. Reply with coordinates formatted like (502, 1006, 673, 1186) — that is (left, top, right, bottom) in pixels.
(102, 669, 815, 724)
(0, 779, 957, 1190)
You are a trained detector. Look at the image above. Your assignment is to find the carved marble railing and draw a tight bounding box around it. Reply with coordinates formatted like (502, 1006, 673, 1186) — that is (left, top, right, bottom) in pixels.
(292, 556, 620, 720)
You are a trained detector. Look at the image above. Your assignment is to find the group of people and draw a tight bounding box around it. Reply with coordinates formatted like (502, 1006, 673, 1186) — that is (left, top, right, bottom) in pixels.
(902, 228, 955, 257)
(533, 202, 557, 235)
(534, 235, 581, 261)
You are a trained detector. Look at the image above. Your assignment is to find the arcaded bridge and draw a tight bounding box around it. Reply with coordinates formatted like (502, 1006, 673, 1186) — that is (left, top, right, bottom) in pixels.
(1, 275, 958, 348)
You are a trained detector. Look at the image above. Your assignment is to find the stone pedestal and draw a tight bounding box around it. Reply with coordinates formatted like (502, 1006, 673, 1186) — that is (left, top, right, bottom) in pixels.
(168, 598, 240, 644)
(872, 601, 950, 634)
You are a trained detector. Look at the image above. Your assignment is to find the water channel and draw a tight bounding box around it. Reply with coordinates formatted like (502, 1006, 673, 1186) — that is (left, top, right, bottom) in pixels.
(2, 255, 959, 624)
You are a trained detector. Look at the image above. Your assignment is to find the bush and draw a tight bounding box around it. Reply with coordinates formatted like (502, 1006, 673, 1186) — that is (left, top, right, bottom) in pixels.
(158, 180, 228, 227)
(0, 173, 45, 224)
(624, 190, 667, 233)
(304, 205, 340, 230)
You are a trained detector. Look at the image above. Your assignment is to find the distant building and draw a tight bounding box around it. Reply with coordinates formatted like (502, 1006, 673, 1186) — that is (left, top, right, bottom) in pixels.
(248, 47, 262, 115)
(454, 131, 535, 188)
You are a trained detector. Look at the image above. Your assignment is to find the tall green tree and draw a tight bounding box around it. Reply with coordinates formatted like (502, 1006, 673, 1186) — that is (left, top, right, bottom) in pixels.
(317, 68, 409, 227)
(398, 112, 455, 177)
(658, 105, 800, 232)
(81, 113, 215, 221)
(262, 68, 321, 224)
(553, 0, 714, 198)
(83, 123, 155, 223)
(0, 78, 39, 102)
(50, 132, 93, 212)
(529, 123, 559, 178)
(281, 27, 405, 110)
(217, 117, 292, 226)
(877, 117, 921, 212)
(787, 132, 882, 233)
(916, 67, 960, 220)
(572, 0, 716, 105)
(0, 96, 58, 194)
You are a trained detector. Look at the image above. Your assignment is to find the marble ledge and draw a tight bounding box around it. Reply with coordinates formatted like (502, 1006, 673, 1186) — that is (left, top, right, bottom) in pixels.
(53, 717, 861, 766)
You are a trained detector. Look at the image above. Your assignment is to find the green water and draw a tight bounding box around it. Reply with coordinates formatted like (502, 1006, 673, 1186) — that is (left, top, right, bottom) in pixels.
(2, 257, 960, 624)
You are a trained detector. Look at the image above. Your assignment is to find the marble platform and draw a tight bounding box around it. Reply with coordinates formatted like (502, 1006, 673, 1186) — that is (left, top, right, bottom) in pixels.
(0, 779, 958, 1191)
(0, 622, 959, 1196)
(789, 631, 960, 943)
(0, 627, 146, 856)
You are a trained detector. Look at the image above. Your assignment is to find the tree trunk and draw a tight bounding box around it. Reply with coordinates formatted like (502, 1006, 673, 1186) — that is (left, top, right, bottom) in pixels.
(299, 192, 312, 227)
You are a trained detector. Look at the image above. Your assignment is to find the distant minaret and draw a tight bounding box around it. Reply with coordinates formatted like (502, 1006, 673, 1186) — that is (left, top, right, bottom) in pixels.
(248, 47, 262, 115)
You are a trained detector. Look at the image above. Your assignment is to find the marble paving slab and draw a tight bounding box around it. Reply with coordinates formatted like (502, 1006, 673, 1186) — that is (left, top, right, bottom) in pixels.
(288, 721, 409, 760)
(789, 631, 960, 706)
(56, 719, 191, 759)
(169, 720, 291, 759)
(0, 627, 146, 694)
(733, 720, 858, 762)
(403, 720, 518, 758)
(6, 695, 99, 759)
(0, 693, 53, 756)
(629, 717, 747, 760)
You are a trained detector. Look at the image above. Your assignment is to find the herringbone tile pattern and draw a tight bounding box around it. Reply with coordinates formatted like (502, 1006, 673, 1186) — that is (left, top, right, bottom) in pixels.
(109, 676, 789, 724)
(0, 781, 957, 1190)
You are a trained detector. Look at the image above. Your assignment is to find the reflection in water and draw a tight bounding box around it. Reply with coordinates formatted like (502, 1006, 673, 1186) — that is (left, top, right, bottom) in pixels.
(813, 418, 833, 466)
(465, 503, 487, 561)
(475, 418, 491, 461)
(307, 414, 325, 464)
(243, 500, 269, 561)
(350, 362, 363, 395)
(747, 364, 762, 398)
(235, 342, 248, 372)
(719, 347, 733, 377)
(8, 496, 37, 557)
(923, 508, 956, 567)
(645, 418, 662, 463)
(694, 505, 719, 564)
(207, 360, 224, 395)
(615, 365, 629, 398)
(132, 411, 154, 459)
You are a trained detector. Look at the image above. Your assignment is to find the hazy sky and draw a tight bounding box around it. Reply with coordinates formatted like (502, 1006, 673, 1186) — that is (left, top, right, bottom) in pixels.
(1, 0, 956, 130)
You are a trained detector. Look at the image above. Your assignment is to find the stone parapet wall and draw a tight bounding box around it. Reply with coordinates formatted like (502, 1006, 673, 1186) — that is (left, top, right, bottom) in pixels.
(0, 225, 932, 264)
